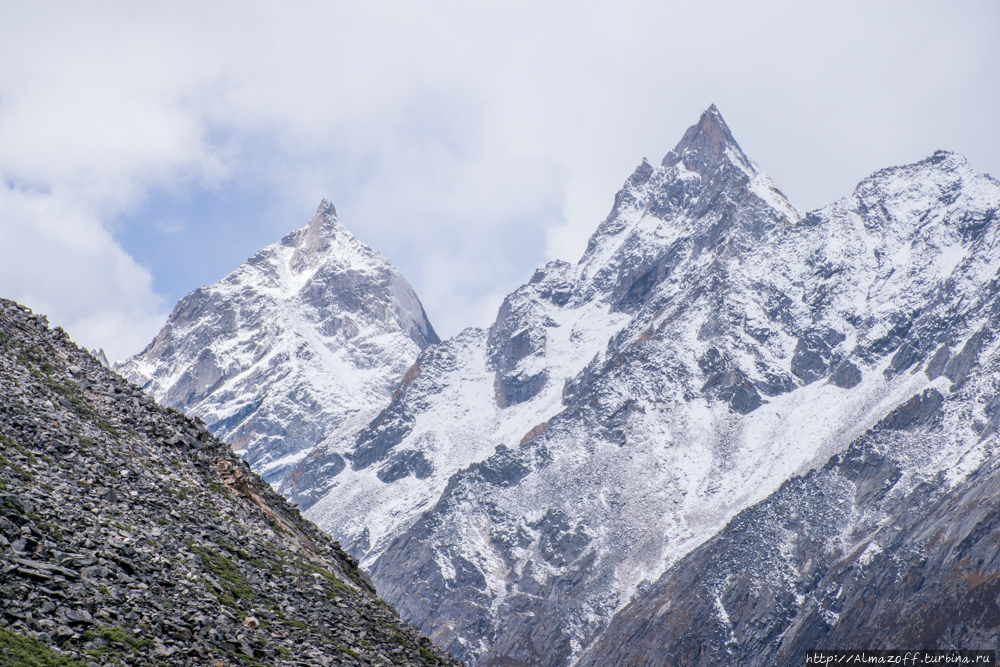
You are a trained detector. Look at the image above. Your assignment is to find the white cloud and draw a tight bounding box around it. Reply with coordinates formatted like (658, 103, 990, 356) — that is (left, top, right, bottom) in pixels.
(0, 183, 167, 361)
(0, 0, 997, 356)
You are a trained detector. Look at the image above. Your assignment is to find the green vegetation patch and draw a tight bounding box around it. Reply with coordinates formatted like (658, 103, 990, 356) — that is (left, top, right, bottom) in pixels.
(0, 453, 33, 482)
(226, 650, 265, 667)
(189, 544, 255, 603)
(166, 485, 188, 500)
(38, 375, 96, 420)
(40, 522, 64, 542)
(215, 538, 252, 561)
(208, 479, 232, 498)
(66, 394, 95, 419)
(84, 625, 154, 655)
(96, 420, 119, 438)
(0, 626, 88, 667)
(5, 437, 39, 466)
(419, 646, 442, 665)
(300, 561, 356, 597)
(336, 645, 361, 660)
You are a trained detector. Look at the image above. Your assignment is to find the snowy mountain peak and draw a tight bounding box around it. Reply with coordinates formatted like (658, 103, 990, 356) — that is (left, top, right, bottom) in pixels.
(286, 199, 356, 274)
(577, 106, 800, 310)
(317, 196, 337, 217)
(118, 202, 438, 483)
(662, 103, 749, 176)
(294, 111, 1000, 667)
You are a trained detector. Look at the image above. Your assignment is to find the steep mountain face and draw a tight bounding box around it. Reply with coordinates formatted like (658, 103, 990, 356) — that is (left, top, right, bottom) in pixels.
(118, 200, 439, 484)
(579, 376, 1000, 666)
(576, 157, 1000, 667)
(287, 107, 1000, 665)
(0, 298, 461, 666)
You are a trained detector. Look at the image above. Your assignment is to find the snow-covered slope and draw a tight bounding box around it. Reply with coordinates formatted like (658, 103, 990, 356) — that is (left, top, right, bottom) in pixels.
(288, 107, 1000, 666)
(576, 150, 1000, 666)
(117, 200, 439, 483)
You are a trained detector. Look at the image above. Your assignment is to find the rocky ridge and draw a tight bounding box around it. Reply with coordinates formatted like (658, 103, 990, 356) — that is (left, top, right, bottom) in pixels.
(290, 108, 1000, 665)
(0, 298, 461, 667)
(117, 200, 439, 485)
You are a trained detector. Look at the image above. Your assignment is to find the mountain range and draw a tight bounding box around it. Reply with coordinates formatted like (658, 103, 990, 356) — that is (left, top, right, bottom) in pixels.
(119, 106, 1000, 666)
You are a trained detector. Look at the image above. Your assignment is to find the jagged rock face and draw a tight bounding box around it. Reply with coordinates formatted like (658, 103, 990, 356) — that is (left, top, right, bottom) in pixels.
(290, 107, 1000, 666)
(0, 298, 461, 666)
(579, 375, 1000, 665)
(117, 199, 439, 484)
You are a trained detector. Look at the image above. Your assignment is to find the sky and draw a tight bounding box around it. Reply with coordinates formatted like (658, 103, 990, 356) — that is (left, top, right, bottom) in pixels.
(1, 1, 998, 362)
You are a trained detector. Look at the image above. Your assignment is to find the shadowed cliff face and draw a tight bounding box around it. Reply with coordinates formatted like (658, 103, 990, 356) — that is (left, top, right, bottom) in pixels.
(117, 199, 439, 484)
(298, 107, 1000, 667)
(0, 298, 461, 666)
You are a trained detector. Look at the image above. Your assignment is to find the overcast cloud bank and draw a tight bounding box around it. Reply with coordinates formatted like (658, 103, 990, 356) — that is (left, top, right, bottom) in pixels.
(1, 0, 997, 361)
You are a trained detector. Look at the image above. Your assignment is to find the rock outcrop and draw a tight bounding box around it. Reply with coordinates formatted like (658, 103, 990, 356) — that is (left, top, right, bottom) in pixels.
(0, 298, 460, 666)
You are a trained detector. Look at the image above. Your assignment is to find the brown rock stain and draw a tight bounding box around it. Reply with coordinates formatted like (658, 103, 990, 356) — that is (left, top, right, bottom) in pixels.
(519, 421, 549, 447)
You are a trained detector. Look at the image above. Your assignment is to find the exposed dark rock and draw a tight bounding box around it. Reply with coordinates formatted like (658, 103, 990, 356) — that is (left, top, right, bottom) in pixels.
(610, 238, 687, 314)
(884, 340, 921, 379)
(697, 347, 725, 376)
(877, 389, 945, 432)
(532, 510, 591, 568)
(473, 450, 532, 488)
(790, 327, 845, 384)
(925, 344, 950, 380)
(351, 403, 416, 470)
(377, 450, 434, 483)
(282, 450, 347, 511)
(945, 328, 988, 389)
(486, 269, 564, 408)
(828, 360, 862, 389)
(700, 353, 764, 414)
(495, 371, 547, 409)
